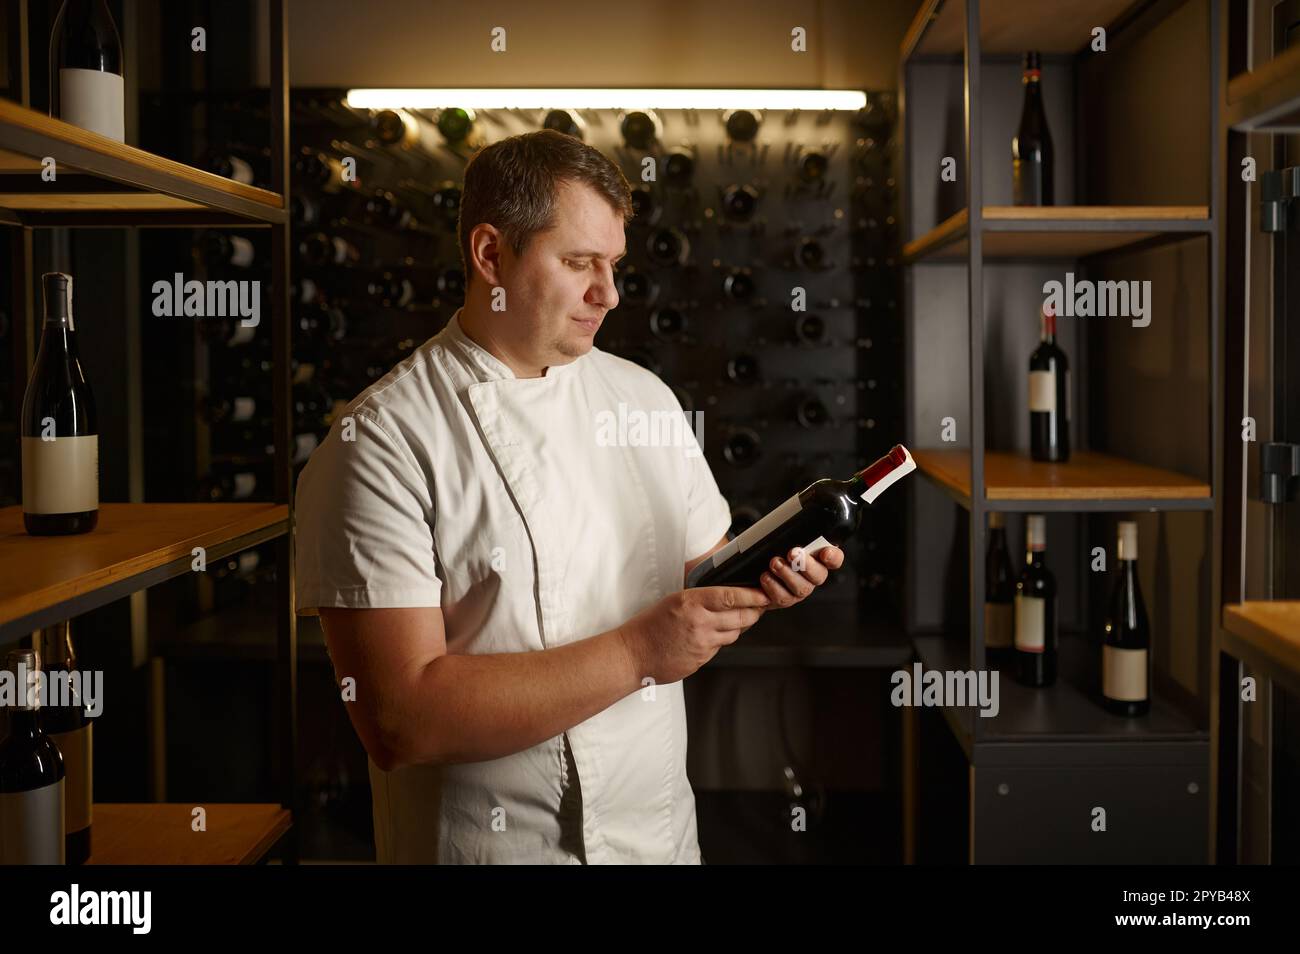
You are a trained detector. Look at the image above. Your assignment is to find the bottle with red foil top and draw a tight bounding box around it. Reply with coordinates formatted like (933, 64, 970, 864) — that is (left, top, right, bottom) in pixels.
(687, 445, 916, 588)
(1029, 303, 1070, 462)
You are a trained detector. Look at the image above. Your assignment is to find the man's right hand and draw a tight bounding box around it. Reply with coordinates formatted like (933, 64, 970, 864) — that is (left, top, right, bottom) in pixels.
(617, 586, 770, 685)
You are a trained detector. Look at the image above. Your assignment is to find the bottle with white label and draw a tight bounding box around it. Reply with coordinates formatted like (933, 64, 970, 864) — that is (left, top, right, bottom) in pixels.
(21, 272, 99, 535)
(49, 0, 125, 142)
(1014, 514, 1057, 687)
(0, 649, 67, 865)
(687, 445, 916, 588)
(1102, 521, 1151, 716)
(984, 512, 1016, 665)
(1029, 304, 1069, 462)
(36, 621, 93, 863)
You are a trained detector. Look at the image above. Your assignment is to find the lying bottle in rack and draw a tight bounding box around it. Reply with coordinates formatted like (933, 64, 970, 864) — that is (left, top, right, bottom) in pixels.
(687, 445, 915, 588)
(22, 272, 98, 535)
(1101, 521, 1151, 716)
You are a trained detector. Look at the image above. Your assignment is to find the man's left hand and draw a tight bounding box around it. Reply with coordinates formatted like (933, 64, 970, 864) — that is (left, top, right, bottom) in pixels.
(758, 545, 845, 608)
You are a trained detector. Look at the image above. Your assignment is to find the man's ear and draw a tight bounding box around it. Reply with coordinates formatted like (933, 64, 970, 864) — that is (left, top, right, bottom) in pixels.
(470, 223, 505, 285)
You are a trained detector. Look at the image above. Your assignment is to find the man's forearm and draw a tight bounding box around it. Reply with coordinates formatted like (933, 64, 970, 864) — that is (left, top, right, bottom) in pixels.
(386, 628, 644, 769)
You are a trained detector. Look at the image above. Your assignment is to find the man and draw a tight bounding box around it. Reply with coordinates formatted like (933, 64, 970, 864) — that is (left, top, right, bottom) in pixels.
(293, 129, 844, 864)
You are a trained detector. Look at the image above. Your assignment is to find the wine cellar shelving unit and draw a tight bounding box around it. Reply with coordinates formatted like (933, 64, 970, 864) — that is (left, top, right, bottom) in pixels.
(900, 0, 1222, 863)
(0, 0, 298, 864)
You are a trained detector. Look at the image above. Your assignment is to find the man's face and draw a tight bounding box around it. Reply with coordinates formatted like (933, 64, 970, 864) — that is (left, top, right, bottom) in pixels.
(496, 179, 626, 369)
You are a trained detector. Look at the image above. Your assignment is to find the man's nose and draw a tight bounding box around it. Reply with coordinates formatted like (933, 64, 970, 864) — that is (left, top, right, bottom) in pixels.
(588, 264, 618, 310)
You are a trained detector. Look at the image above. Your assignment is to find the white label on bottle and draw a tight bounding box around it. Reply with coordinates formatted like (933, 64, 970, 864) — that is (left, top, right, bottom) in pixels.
(229, 236, 256, 268)
(0, 780, 66, 864)
(1103, 645, 1148, 702)
(860, 446, 916, 504)
(22, 435, 99, 514)
(49, 723, 92, 834)
(985, 601, 1013, 649)
(233, 472, 257, 499)
(59, 68, 125, 142)
(227, 322, 257, 346)
(1029, 370, 1055, 413)
(293, 433, 320, 464)
(232, 397, 257, 422)
(1014, 594, 1045, 652)
(227, 156, 254, 185)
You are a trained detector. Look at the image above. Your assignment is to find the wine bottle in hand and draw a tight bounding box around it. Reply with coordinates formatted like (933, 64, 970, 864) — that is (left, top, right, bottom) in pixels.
(687, 445, 915, 588)
(21, 273, 99, 535)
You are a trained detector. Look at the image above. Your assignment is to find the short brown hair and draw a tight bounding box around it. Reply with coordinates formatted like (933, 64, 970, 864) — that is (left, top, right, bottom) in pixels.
(457, 129, 633, 287)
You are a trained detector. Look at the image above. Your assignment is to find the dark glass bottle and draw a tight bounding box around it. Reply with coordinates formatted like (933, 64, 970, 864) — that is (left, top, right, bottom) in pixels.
(1012, 51, 1053, 206)
(984, 512, 1015, 665)
(0, 649, 66, 864)
(1014, 514, 1057, 687)
(1102, 521, 1151, 716)
(49, 0, 124, 142)
(1029, 305, 1069, 462)
(21, 273, 99, 535)
(687, 445, 915, 588)
(35, 622, 92, 864)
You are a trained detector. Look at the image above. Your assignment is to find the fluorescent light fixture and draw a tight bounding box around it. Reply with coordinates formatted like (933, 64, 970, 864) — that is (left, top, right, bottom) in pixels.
(345, 88, 867, 112)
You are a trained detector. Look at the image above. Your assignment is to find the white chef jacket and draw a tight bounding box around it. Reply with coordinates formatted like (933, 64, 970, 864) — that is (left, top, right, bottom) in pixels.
(293, 307, 733, 864)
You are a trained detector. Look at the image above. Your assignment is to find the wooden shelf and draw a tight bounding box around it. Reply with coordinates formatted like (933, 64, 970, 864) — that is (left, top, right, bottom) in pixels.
(904, 0, 1143, 58)
(913, 448, 1211, 510)
(913, 634, 1207, 764)
(0, 99, 285, 227)
(1222, 602, 1300, 696)
(902, 206, 1210, 263)
(1225, 44, 1300, 131)
(0, 503, 287, 640)
(86, 803, 290, 864)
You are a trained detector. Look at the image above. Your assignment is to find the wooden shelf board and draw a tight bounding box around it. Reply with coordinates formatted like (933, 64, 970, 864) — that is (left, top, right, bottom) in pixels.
(913, 449, 1210, 503)
(86, 803, 290, 865)
(0, 99, 284, 224)
(904, 206, 1209, 263)
(909, 0, 1143, 57)
(0, 503, 287, 638)
(1222, 602, 1300, 687)
(1226, 44, 1300, 130)
(1, 193, 208, 211)
(913, 634, 1206, 762)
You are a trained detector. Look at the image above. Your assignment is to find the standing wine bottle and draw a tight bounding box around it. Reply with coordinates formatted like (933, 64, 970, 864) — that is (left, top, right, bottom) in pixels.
(1014, 514, 1057, 687)
(36, 622, 92, 863)
(0, 649, 66, 864)
(1012, 51, 1053, 205)
(1102, 521, 1151, 716)
(984, 512, 1015, 666)
(22, 273, 99, 535)
(687, 445, 915, 588)
(49, 0, 124, 142)
(1029, 304, 1069, 462)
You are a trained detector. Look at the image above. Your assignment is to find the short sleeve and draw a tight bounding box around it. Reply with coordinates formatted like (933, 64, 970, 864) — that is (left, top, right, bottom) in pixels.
(681, 417, 733, 562)
(293, 411, 442, 615)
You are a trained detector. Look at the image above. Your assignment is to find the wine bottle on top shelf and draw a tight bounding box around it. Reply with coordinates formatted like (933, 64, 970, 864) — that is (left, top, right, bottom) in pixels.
(34, 621, 92, 865)
(543, 109, 586, 139)
(723, 109, 761, 143)
(687, 445, 915, 588)
(1029, 303, 1070, 462)
(619, 110, 662, 150)
(21, 273, 98, 535)
(437, 108, 484, 150)
(1102, 521, 1151, 716)
(49, 0, 124, 142)
(1014, 514, 1057, 687)
(1012, 51, 1054, 206)
(984, 512, 1015, 665)
(0, 649, 66, 865)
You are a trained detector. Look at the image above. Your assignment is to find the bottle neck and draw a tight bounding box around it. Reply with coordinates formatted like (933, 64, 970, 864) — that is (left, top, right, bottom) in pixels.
(989, 527, 1007, 549)
(1025, 546, 1046, 567)
(1040, 312, 1056, 344)
(7, 707, 41, 736)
